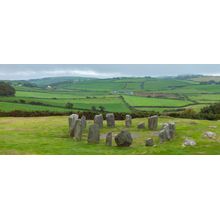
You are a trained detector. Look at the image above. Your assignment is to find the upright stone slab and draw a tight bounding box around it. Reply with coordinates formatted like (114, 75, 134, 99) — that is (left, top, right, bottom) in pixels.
(68, 114, 79, 137)
(115, 130, 133, 147)
(87, 124, 100, 144)
(74, 119, 82, 141)
(106, 113, 115, 128)
(168, 122, 176, 139)
(105, 132, 112, 146)
(159, 122, 176, 143)
(148, 115, 158, 130)
(94, 114, 103, 128)
(159, 129, 167, 143)
(125, 115, 132, 128)
(81, 115, 86, 129)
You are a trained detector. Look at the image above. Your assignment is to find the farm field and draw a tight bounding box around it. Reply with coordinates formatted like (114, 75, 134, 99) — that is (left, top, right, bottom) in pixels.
(0, 76, 220, 114)
(123, 95, 192, 107)
(0, 102, 72, 112)
(0, 116, 220, 155)
(0, 96, 129, 113)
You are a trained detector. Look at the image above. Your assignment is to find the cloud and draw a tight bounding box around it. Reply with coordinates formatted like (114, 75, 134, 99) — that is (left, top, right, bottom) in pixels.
(0, 69, 122, 80)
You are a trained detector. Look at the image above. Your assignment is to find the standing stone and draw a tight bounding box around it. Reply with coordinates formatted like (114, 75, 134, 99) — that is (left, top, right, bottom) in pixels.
(159, 122, 176, 143)
(137, 122, 145, 129)
(94, 114, 103, 128)
(105, 132, 112, 146)
(68, 114, 79, 137)
(125, 115, 132, 127)
(159, 129, 167, 143)
(148, 115, 158, 130)
(74, 119, 82, 141)
(168, 122, 176, 139)
(88, 124, 100, 144)
(115, 130, 133, 147)
(145, 138, 154, 146)
(163, 123, 171, 140)
(81, 115, 86, 129)
(106, 113, 115, 128)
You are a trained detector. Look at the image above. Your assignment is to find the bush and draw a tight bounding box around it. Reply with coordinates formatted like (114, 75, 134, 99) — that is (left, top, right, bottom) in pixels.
(0, 110, 160, 119)
(200, 103, 220, 114)
(19, 99, 26, 104)
(65, 102, 74, 109)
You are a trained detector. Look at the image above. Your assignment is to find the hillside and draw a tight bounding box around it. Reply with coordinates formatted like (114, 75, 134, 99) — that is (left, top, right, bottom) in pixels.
(28, 76, 94, 87)
(0, 76, 220, 115)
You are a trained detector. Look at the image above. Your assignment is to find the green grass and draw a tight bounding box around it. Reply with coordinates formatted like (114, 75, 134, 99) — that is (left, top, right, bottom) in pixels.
(0, 116, 220, 155)
(188, 94, 220, 102)
(15, 90, 85, 99)
(123, 95, 192, 107)
(0, 102, 71, 112)
(134, 107, 172, 112)
(0, 96, 129, 113)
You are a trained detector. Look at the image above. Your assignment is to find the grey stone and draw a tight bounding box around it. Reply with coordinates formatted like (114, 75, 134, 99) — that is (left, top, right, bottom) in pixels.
(106, 113, 115, 128)
(94, 114, 103, 128)
(204, 131, 216, 139)
(81, 115, 86, 129)
(145, 138, 154, 146)
(125, 114, 132, 127)
(137, 122, 145, 129)
(115, 130, 133, 147)
(68, 114, 79, 137)
(74, 119, 82, 141)
(87, 124, 100, 144)
(105, 132, 112, 146)
(148, 115, 158, 130)
(159, 122, 176, 143)
(159, 129, 167, 143)
(168, 122, 176, 139)
(183, 139, 196, 147)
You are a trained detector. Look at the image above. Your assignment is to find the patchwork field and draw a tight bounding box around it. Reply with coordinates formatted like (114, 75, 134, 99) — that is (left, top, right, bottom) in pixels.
(0, 116, 220, 155)
(0, 76, 220, 114)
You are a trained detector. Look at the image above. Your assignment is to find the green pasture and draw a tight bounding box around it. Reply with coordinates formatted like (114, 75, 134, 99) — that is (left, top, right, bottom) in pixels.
(0, 116, 220, 155)
(123, 95, 192, 107)
(0, 102, 71, 112)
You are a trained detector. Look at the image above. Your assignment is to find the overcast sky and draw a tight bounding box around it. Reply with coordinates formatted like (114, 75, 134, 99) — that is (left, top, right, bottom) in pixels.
(1, 64, 220, 80)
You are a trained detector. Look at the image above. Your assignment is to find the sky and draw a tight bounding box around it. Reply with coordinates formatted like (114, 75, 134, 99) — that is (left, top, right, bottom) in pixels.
(1, 64, 220, 80)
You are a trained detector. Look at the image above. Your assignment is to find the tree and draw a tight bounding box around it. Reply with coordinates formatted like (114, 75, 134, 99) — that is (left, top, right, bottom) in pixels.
(0, 82, 16, 96)
(65, 102, 74, 109)
(99, 106, 105, 112)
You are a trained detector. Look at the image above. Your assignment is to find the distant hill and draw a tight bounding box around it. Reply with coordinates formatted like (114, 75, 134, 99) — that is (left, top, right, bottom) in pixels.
(190, 75, 220, 82)
(28, 76, 95, 87)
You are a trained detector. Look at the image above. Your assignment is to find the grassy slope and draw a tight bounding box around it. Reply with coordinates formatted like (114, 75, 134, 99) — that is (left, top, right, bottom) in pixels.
(0, 116, 220, 155)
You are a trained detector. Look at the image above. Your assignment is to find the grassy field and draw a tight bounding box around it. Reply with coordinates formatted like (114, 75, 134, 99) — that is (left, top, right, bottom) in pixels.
(0, 116, 219, 155)
(0, 96, 129, 113)
(123, 95, 192, 107)
(0, 102, 72, 112)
